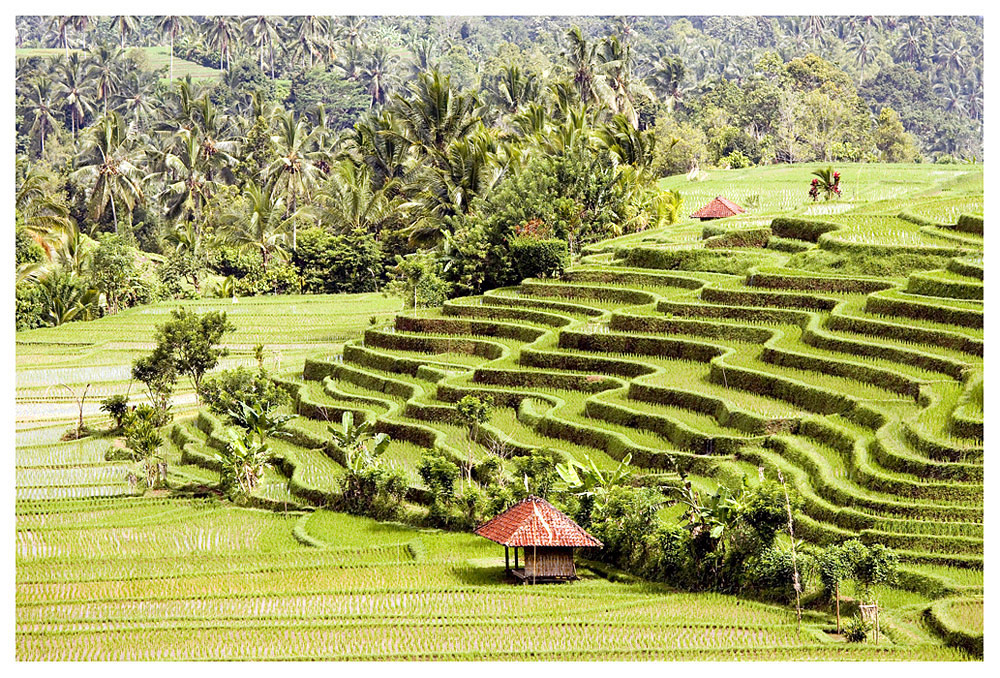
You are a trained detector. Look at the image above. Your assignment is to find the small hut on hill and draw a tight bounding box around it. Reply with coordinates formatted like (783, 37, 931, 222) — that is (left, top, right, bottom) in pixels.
(474, 496, 602, 584)
(690, 196, 744, 221)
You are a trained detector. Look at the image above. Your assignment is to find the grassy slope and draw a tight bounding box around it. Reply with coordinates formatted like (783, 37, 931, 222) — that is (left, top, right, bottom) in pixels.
(16, 46, 219, 81)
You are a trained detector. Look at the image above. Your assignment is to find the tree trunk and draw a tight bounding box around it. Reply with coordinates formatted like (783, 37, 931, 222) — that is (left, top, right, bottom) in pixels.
(169, 33, 174, 80)
(835, 582, 841, 633)
(110, 194, 118, 234)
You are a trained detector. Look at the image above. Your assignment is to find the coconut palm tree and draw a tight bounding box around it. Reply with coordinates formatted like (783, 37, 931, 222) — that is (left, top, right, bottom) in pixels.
(155, 16, 193, 81)
(73, 112, 145, 231)
(312, 161, 400, 236)
(935, 36, 969, 76)
(848, 31, 880, 86)
(16, 160, 73, 248)
(359, 45, 400, 108)
(392, 69, 482, 159)
(48, 16, 73, 58)
(86, 45, 123, 117)
(109, 15, 139, 50)
(54, 53, 94, 138)
(220, 180, 295, 271)
(243, 15, 285, 78)
(266, 110, 323, 249)
(347, 110, 412, 191)
(562, 25, 610, 107)
(288, 15, 329, 70)
(25, 77, 60, 158)
(70, 16, 95, 50)
(599, 35, 654, 128)
(157, 126, 237, 229)
(893, 23, 925, 66)
(204, 16, 240, 73)
(117, 72, 159, 130)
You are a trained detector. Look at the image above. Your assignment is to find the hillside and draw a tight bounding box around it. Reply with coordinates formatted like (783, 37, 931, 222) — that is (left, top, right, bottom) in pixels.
(14, 163, 983, 660)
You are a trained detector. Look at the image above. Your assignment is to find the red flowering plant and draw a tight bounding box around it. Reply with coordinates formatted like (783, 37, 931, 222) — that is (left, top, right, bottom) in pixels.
(809, 167, 842, 201)
(513, 218, 551, 239)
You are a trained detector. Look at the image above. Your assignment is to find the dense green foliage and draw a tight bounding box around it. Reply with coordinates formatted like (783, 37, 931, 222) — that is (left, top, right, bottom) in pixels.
(14, 16, 982, 332)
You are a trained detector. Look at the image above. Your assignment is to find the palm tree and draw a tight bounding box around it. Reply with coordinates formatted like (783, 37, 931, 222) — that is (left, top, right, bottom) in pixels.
(157, 126, 237, 230)
(70, 16, 94, 50)
(117, 72, 159, 130)
(221, 180, 295, 271)
(392, 69, 482, 158)
(486, 64, 540, 117)
(25, 77, 60, 157)
(802, 16, 826, 50)
(562, 26, 609, 107)
(109, 15, 139, 50)
(266, 110, 322, 249)
(348, 110, 412, 191)
(86, 45, 123, 117)
(313, 161, 400, 236)
(73, 112, 145, 232)
(54, 53, 94, 138)
(16, 160, 73, 246)
(48, 16, 73, 58)
(848, 31, 879, 86)
(204, 16, 240, 73)
(359, 45, 400, 108)
(599, 35, 654, 128)
(936, 36, 969, 75)
(893, 23, 924, 65)
(155, 16, 193, 81)
(243, 15, 285, 78)
(289, 15, 329, 70)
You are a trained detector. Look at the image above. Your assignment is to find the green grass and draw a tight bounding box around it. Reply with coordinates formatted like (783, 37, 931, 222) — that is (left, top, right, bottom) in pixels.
(16, 46, 220, 82)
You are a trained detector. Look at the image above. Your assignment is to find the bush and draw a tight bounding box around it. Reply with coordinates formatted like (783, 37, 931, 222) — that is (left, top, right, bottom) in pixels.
(338, 464, 408, 520)
(509, 237, 569, 280)
(293, 227, 384, 294)
(844, 614, 871, 643)
(201, 368, 289, 422)
(418, 451, 460, 526)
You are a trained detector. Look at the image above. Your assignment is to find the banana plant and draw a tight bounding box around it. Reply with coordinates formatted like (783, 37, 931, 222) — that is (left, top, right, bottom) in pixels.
(328, 411, 390, 472)
(226, 400, 296, 447)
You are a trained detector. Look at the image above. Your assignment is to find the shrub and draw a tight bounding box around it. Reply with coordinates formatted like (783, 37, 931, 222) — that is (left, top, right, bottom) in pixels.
(201, 368, 290, 422)
(100, 394, 129, 430)
(418, 451, 460, 526)
(844, 615, 871, 643)
(509, 237, 569, 280)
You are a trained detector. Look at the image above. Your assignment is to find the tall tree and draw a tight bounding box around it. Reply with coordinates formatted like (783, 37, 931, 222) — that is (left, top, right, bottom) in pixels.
(109, 15, 139, 50)
(54, 53, 94, 139)
(204, 16, 240, 73)
(25, 76, 60, 158)
(73, 112, 145, 232)
(266, 110, 322, 249)
(155, 16, 193, 81)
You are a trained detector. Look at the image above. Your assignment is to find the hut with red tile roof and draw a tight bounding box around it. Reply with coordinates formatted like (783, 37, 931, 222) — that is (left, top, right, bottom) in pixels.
(690, 196, 744, 221)
(474, 495, 602, 583)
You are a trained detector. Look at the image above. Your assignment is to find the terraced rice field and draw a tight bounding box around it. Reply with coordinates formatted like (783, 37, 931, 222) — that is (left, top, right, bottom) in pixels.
(15, 165, 983, 660)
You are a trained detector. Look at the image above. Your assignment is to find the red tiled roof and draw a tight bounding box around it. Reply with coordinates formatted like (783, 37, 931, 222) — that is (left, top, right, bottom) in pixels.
(474, 496, 603, 548)
(690, 196, 744, 219)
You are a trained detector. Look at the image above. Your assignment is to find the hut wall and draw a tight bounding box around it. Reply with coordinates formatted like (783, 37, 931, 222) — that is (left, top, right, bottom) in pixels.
(523, 546, 576, 579)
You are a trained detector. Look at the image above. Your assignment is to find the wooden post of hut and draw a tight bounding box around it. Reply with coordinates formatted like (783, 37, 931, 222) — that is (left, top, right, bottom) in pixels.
(473, 496, 602, 584)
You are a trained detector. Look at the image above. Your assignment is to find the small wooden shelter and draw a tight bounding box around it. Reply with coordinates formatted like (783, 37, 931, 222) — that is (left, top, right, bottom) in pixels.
(473, 496, 602, 584)
(690, 196, 744, 221)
